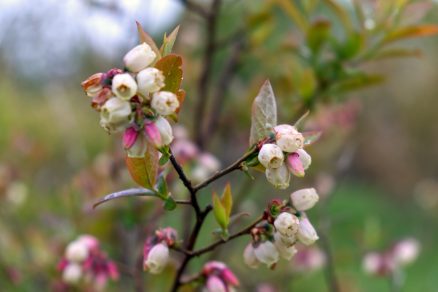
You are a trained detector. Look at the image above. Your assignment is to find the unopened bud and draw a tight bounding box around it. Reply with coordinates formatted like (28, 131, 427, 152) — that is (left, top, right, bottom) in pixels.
(274, 212, 300, 238)
(144, 243, 169, 274)
(62, 263, 82, 284)
(123, 43, 156, 72)
(265, 164, 290, 189)
(297, 217, 319, 245)
(65, 240, 89, 263)
(290, 188, 319, 211)
(274, 235, 297, 260)
(258, 144, 284, 169)
(100, 98, 132, 133)
(274, 124, 304, 153)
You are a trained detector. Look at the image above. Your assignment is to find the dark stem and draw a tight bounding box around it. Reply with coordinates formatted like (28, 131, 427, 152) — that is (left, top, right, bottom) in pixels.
(178, 0, 209, 18)
(194, 0, 222, 149)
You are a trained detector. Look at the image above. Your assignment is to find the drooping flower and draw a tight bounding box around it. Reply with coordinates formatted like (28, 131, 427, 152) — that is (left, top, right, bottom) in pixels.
(297, 217, 319, 245)
(274, 236, 297, 260)
(81, 73, 103, 97)
(151, 91, 180, 116)
(202, 261, 239, 292)
(137, 67, 165, 95)
(265, 164, 290, 189)
(99, 98, 132, 133)
(274, 124, 304, 153)
(274, 212, 300, 238)
(112, 73, 138, 101)
(65, 240, 89, 263)
(143, 243, 170, 274)
(290, 188, 319, 211)
(253, 241, 280, 268)
(62, 263, 82, 284)
(243, 243, 261, 269)
(123, 42, 157, 72)
(258, 143, 284, 169)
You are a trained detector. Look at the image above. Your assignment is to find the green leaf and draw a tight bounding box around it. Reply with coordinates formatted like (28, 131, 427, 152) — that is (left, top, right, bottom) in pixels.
(160, 25, 180, 56)
(329, 74, 384, 93)
(372, 48, 422, 60)
(93, 188, 156, 209)
(212, 192, 229, 230)
(126, 141, 159, 189)
(155, 54, 183, 94)
(221, 184, 233, 218)
(163, 197, 177, 211)
(275, 0, 308, 31)
(249, 80, 277, 145)
(306, 19, 331, 55)
(383, 25, 438, 44)
(136, 21, 161, 58)
(156, 174, 169, 199)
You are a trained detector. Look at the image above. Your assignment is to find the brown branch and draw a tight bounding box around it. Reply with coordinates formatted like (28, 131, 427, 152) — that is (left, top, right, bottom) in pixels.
(194, 0, 222, 149)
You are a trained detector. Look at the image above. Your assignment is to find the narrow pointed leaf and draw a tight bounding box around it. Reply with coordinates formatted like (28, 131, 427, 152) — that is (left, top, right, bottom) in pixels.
(249, 80, 277, 145)
(156, 174, 169, 199)
(294, 111, 310, 129)
(213, 193, 229, 230)
(136, 21, 161, 58)
(161, 25, 180, 56)
(93, 188, 156, 209)
(163, 197, 177, 211)
(221, 183, 233, 217)
(383, 25, 438, 44)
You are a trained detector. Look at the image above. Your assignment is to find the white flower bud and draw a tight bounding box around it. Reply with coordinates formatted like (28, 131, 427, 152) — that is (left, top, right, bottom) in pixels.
(151, 91, 179, 116)
(258, 144, 284, 169)
(123, 42, 156, 72)
(296, 149, 311, 170)
(155, 116, 174, 146)
(144, 243, 169, 274)
(274, 124, 304, 153)
(274, 212, 300, 238)
(100, 98, 132, 133)
(274, 234, 297, 260)
(254, 241, 279, 268)
(392, 238, 420, 266)
(243, 243, 260, 269)
(112, 73, 137, 101)
(297, 217, 319, 245)
(290, 188, 319, 211)
(265, 164, 290, 189)
(65, 240, 89, 263)
(62, 263, 82, 284)
(137, 67, 165, 95)
(274, 231, 296, 248)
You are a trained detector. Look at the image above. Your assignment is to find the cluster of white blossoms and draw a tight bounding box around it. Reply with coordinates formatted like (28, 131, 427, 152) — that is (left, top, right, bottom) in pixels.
(258, 124, 311, 189)
(244, 188, 319, 269)
(81, 42, 180, 157)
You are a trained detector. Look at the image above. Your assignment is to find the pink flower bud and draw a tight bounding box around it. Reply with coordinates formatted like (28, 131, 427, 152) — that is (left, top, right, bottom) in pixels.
(112, 73, 137, 101)
(137, 67, 165, 95)
(144, 122, 162, 148)
(206, 275, 227, 292)
(254, 241, 280, 268)
(143, 243, 169, 274)
(297, 217, 319, 245)
(123, 127, 139, 149)
(221, 268, 239, 287)
(91, 87, 112, 110)
(274, 212, 300, 238)
(81, 73, 103, 97)
(265, 164, 290, 189)
(290, 188, 319, 211)
(62, 263, 82, 284)
(123, 43, 156, 72)
(151, 91, 179, 116)
(127, 131, 148, 158)
(274, 124, 304, 153)
(258, 143, 284, 169)
(362, 252, 382, 275)
(76, 235, 99, 253)
(286, 153, 304, 177)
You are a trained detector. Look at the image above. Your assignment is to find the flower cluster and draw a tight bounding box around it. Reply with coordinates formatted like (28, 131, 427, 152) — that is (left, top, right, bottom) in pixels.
(243, 188, 319, 269)
(81, 42, 179, 157)
(58, 235, 119, 289)
(291, 245, 326, 273)
(202, 261, 239, 292)
(363, 238, 420, 277)
(258, 124, 311, 189)
(143, 227, 178, 274)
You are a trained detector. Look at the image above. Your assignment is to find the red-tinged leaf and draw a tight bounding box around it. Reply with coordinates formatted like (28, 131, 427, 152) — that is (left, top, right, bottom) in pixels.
(175, 89, 186, 114)
(126, 141, 159, 189)
(160, 25, 180, 56)
(93, 188, 156, 209)
(383, 25, 438, 44)
(221, 183, 233, 218)
(372, 48, 422, 60)
(303, 131, 322, 146)
(249, 80, 277, 146)
(155, 54, 183, 94)
(136, 21, 161, 57)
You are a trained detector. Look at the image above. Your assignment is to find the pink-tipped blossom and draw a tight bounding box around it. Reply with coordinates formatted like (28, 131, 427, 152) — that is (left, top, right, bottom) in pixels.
(202, 261, 239, 291)
(297, 217, 319, 245)
(143, 243, 169, 274)
(258, 144, 284, 169)
(274, 124, 304, 153)
(81, 73, 103, 97)
(206, 275, 227, 292)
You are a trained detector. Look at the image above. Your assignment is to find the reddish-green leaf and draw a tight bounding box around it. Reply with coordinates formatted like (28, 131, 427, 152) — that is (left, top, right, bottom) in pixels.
(126, 141, 159, 189)
(136, 21, 161, 58)
(160, 25, 180, 56)
(155, 54, 183, 94)
(303, 131, 322, 146)
(383, 25, 438, 44)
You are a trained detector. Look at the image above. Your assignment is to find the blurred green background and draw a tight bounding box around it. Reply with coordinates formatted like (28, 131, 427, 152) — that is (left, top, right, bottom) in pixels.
(1, 0, 438, 291)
